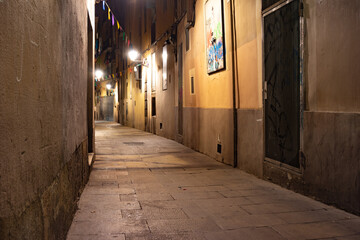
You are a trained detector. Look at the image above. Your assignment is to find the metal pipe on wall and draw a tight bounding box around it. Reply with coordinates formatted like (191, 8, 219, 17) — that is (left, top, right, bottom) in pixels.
(230, 0, 239, 168)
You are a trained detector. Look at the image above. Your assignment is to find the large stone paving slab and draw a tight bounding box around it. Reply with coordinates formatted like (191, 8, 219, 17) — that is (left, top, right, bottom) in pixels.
(67, 122, 360, 239)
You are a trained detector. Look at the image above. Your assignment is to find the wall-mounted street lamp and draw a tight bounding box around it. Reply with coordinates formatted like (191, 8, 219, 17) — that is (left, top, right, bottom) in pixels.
(128, 48, 149, 68)
(128, 49, 140, 62)
(106, 83, 112, 90)
(95, 69, 104, 80)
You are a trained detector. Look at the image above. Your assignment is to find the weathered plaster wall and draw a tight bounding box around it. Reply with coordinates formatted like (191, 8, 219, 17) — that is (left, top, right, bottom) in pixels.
(234, 0, 264, 177)
(156, 46, 177, 140)
(305, 0, 360, 112)
(175, 0, 265, 172)
(0, 0, 91, 238)
(301, 0, 360, 214)
(235, 0, 263, 109)
(304, 111, 360, 214)
(237, 109, 264, 177)
(183, 108, 234, 165)
(174, 0, 235, 166)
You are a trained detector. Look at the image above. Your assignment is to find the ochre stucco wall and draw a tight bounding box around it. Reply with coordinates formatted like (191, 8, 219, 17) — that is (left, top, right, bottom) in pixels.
(235, 0, 263, 109)
(183, 0, 233, 109)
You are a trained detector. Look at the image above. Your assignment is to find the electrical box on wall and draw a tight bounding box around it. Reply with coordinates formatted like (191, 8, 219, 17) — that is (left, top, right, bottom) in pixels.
(217, 144, 222, 154)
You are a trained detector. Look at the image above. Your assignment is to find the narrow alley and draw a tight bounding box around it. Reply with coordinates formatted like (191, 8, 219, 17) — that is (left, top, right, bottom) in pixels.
(1, 0, 359, 239)
(67, 122, 359, 240)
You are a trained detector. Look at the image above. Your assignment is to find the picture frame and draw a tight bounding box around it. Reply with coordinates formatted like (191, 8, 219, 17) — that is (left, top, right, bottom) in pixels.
(205, 0, 226, 74)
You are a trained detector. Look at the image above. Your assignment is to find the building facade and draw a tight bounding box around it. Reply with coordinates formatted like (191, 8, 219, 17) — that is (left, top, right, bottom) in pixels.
(102, 0, 359, 215)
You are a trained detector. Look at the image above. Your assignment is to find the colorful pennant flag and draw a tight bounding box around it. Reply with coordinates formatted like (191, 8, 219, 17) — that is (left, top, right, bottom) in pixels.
(102, 1, 134, 55)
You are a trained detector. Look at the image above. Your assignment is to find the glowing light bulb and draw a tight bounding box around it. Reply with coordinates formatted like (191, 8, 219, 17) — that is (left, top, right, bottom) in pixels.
(95, 70, 103, 79)
(128, 49, 140, 61)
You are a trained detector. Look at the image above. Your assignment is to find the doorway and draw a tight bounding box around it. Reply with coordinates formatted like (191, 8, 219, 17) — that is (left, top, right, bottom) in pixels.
(99, 96, 115, 121)
(263, 0, 300, 168)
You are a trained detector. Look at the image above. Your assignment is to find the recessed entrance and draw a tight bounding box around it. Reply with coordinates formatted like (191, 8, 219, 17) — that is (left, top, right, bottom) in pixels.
(263, 0, 301, 168)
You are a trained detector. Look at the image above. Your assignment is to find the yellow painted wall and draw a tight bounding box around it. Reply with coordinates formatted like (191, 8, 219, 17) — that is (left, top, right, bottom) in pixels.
(179, 0, 263, 110)
(180, 0, 233, 109)
(235, 0, 263, 109)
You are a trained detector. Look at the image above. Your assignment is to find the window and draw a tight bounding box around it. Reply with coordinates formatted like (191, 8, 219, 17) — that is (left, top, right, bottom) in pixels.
(151, 22, 156, 44)
(186, 28, 190, 51)
(125, 81, 128, 99)
(190, 76, 195, 94)
(135, 65, 142, 80)
(189, 69, 195, 95)
(162, 45, 168, 90)
(151, 53, 156, 91)
(151, 97, 156, 116)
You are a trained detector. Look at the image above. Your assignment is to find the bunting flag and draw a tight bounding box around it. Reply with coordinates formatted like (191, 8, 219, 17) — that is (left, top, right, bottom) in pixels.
(102, 1, 135, 57)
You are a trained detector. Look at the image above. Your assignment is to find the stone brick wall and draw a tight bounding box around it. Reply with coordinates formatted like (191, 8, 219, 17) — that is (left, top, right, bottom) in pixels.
(0, 0, 91, 238)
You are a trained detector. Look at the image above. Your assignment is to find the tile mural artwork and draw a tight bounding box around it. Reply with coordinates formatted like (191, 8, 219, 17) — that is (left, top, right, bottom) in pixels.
(205, 0, 225, 74)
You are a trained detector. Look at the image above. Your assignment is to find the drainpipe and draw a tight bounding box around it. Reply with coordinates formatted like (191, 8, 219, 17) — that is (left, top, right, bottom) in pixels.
(230, 0, 239, 168)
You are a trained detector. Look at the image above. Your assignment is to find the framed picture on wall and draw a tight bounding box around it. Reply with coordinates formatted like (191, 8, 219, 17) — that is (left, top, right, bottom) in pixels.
(205, 0, 225, 74)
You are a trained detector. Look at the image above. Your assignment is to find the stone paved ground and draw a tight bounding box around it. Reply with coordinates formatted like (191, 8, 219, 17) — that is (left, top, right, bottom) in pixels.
(67, 122, 360, 240)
